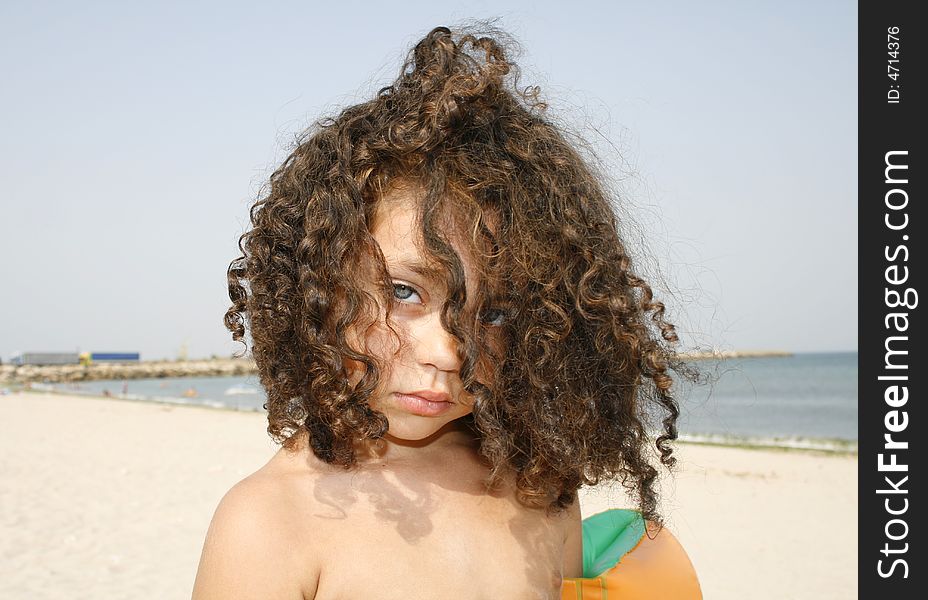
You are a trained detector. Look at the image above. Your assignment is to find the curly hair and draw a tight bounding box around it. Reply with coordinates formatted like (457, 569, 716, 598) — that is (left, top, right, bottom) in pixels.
(225, 23, 697, 524)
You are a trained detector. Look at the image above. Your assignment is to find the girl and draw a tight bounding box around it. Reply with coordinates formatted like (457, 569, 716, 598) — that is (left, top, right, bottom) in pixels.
(193, 24, 698, 599)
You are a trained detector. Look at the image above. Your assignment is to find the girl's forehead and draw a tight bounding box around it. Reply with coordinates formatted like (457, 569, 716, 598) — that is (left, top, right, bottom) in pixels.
(372, 178, 500, 238)
(371, 185, 485, 292)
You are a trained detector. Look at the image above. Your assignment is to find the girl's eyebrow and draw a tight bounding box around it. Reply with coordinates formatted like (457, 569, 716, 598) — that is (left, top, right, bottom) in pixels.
(393, 258, 447, 284)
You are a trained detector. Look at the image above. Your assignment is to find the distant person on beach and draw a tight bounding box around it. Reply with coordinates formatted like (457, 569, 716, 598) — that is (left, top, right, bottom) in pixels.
(193, 24, 699, 599)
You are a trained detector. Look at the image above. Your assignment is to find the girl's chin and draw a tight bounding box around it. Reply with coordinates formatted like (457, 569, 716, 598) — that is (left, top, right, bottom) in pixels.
(384, 420, 450, 442)
(382, 412, 471, 443)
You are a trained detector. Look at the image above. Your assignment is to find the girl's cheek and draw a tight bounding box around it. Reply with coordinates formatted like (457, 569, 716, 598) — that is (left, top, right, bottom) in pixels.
(343, 321, 406, 389)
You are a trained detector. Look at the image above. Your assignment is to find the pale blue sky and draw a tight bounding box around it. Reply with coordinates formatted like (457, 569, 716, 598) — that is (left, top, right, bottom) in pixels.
(0, 1, 857, 360)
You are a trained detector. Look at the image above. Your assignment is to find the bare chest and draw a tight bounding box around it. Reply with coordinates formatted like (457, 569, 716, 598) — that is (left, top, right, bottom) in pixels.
(305, 466, 566, 600)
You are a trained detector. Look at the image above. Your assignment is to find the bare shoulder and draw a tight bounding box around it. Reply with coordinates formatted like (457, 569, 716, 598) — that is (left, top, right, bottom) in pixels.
(191, 454, 322, 600)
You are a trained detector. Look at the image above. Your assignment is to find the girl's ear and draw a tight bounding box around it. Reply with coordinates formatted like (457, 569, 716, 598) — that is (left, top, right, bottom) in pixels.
(344, 356, 364, 389)
(343, 317, 373, 390)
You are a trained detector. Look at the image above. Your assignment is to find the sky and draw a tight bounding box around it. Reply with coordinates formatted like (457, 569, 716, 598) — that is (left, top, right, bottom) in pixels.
(0, 0, 857, 361)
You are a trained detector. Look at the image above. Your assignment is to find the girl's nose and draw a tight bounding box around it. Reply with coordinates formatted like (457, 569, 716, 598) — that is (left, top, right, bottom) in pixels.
(412, 311, 462, 373)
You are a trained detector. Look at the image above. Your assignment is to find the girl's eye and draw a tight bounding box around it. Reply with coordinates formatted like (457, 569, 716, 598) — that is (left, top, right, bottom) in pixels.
(392, 283, 423, 304)
(480, 307, 508, 327)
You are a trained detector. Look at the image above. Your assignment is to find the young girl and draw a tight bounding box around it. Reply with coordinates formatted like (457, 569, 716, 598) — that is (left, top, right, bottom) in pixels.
(193, 24, 699, 599)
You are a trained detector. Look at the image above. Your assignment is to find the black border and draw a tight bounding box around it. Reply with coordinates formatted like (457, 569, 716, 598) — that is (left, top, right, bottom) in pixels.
(860, 0, 924, 594)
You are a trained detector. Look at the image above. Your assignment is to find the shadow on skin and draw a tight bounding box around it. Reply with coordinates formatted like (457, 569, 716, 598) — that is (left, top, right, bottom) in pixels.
(507, 502, 565, 592)
(303, 438, 564, 597)
(311, 464, 440, 542)
(309, 434, 494, 543)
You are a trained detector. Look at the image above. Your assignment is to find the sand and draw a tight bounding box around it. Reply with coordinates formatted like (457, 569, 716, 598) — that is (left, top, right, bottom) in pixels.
(0, 392, 857, 599)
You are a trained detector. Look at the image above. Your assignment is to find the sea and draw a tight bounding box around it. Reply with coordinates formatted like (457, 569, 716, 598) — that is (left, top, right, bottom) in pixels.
(39, 351, 857, 452)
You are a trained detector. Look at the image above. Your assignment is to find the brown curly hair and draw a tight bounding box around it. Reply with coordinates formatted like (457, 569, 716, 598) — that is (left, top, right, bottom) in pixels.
(225, 23, 697, 524)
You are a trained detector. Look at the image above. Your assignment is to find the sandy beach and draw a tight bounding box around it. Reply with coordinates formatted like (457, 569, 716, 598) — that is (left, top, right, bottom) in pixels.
(0, 392, 857, 599)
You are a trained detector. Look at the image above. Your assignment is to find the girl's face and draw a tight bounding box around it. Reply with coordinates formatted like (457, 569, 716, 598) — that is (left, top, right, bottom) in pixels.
(347, 185, 498, 444)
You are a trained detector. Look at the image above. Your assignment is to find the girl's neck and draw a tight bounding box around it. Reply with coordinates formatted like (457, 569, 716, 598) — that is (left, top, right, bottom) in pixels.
(352, 419, 480, 464)
(287, 420, 480, 470)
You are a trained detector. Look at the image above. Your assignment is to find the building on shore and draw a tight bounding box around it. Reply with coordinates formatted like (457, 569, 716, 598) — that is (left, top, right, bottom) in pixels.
(11, 352, 80, 366)
(11, 352, 141, 366)
(78, 352, 141, 365)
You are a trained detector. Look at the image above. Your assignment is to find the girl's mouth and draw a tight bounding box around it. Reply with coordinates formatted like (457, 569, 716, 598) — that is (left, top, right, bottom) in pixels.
(393, 392, 453, 416)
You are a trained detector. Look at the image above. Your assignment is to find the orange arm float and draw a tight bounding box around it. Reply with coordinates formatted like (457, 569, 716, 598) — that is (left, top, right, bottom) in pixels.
(561, 509, 702, 600)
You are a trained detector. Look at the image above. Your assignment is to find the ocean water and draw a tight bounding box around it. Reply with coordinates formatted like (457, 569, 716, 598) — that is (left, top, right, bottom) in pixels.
(40, 352, 857, 450)
(44, 374, 269, 412)
(676, 352, 857, 449)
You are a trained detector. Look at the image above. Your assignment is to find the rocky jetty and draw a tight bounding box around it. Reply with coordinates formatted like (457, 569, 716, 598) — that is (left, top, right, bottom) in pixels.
(680, 350, 793, 360)
(0, 358, 258, 385)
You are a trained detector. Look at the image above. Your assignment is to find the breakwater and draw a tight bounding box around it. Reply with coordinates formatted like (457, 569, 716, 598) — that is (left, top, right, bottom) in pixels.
(681, 350, 793, 360)
(1, 358, 258, 385)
